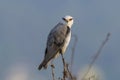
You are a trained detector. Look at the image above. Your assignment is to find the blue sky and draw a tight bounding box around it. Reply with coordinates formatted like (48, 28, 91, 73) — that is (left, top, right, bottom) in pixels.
(0, 0, 120, 80)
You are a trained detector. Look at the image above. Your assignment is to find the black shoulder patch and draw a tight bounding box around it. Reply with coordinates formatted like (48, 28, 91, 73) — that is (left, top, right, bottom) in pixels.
(44, 48, 47, 57)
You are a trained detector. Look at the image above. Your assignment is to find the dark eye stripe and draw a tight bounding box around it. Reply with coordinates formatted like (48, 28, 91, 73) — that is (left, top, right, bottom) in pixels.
(62, 18, 68, 22)
(62, 18, 66, 21)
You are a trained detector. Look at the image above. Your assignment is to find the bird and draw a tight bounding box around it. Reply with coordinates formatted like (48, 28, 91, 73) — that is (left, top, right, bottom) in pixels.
(38, 15, 74, 70)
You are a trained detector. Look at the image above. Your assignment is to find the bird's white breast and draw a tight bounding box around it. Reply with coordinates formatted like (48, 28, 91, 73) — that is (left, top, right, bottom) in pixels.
(62, 31, 71, 54)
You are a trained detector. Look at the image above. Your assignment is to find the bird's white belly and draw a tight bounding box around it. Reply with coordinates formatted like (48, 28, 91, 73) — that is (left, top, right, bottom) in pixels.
(62, 32, 71, 54)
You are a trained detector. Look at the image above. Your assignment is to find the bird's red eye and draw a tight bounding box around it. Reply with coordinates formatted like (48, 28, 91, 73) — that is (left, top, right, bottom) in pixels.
(69, 18, 73, 21)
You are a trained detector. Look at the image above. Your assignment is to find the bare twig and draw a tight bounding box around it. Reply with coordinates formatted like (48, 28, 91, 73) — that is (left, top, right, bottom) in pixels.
(66, 64, 75, 80)
(51, 63, 55, 80)
(61, 54, 76, 80)
(61, 53, 68, 80)
(81, 33, 111, 80)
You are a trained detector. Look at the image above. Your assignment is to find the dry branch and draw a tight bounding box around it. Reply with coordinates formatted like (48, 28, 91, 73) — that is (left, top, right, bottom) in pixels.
(81, 33, 111, 80)
(51, 64, 55, 80)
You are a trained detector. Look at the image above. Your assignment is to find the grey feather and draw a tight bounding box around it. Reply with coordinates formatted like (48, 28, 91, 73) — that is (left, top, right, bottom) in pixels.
(38, 22, 71, 70)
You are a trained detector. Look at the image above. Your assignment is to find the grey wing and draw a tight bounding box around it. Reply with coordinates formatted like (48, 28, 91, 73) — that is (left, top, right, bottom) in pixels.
(44, 23, 69, 61)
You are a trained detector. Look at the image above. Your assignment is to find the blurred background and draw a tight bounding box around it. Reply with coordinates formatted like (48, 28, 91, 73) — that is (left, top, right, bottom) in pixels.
(0, 0, 120, 80)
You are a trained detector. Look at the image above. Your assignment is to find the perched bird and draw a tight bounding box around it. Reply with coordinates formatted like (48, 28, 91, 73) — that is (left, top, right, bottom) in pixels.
(38, 15, 74, 70)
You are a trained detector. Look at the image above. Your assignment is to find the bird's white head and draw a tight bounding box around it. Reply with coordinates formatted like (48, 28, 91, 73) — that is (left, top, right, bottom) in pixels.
(62, 15, 74, 28)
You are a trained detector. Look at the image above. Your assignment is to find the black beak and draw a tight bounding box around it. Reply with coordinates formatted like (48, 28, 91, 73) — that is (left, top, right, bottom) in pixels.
(62, 18, 68, 22)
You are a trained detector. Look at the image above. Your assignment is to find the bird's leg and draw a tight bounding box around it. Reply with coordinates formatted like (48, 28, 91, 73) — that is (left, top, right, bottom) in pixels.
(61, 53, 65, 67)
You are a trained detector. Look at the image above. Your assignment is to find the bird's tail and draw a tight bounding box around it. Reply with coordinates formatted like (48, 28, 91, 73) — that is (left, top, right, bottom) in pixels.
(38, 60, 48, 70)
